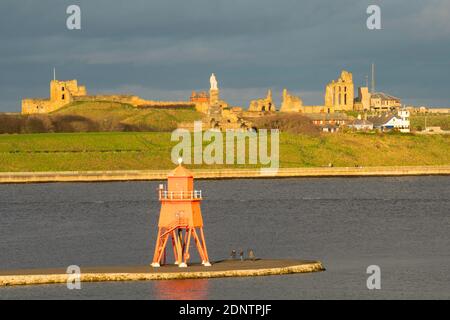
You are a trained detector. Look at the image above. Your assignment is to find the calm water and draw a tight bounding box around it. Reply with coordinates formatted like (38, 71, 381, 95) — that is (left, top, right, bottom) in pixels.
(0, 176, 449, 300)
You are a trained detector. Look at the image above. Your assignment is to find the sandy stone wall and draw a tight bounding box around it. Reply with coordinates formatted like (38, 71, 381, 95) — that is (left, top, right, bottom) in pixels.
(21, 99, 64, 114)
(280, 89, 304, 112)
(355, 87, 371, 111)
(248, 90, 276, 112)
(302, 105, 327, 113)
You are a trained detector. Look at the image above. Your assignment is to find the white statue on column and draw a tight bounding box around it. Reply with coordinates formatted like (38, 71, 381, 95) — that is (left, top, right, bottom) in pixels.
(210, 73, 218, 91)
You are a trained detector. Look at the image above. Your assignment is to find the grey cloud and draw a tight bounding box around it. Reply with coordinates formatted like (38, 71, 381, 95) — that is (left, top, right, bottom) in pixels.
(0, 0, 449, 111)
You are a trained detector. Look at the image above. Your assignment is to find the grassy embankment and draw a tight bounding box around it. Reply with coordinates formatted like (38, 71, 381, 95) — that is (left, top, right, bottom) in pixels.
(0, 132, 448, 172)
(0, 101, 203, 133)
(410, 114, 450, 131)
(53, 101, 202, 131)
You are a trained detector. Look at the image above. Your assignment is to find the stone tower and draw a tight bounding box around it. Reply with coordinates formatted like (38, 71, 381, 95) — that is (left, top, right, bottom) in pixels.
(358, 87, 371, 111)
(324, 70, 354, 112)
(50, 80, 86, 105)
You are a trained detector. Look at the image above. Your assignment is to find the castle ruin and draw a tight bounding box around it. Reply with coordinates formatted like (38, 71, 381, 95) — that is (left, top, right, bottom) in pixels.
(22, 79, 196, 115)
(21, 69, 402, 132)
(22, 80, 87, 114)
(280, 89, 304, 113)
(248, 89, 276, 112)
(324, 70, 355, 112)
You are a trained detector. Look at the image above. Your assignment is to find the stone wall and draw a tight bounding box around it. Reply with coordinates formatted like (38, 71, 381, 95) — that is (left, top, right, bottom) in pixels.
(1, 166, 449, 184)
(280, 89, 303, 113)
(303, 105, 327, 113)
(248, 90, 276, 112)
(21, 99, 64, 114)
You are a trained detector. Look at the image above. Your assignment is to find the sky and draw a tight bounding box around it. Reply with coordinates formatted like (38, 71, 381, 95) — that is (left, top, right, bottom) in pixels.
(0, 0, 449, 112)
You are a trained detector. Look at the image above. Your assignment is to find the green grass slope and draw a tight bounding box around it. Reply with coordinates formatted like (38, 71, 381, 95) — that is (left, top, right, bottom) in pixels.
(53, 101, 203, 131)
(0, 132, 448, 172)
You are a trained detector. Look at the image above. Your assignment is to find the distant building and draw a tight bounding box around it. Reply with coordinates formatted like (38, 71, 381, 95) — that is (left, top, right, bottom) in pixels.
(368, 109, 410, 132)
(408, 106, 450, 114)
(370, 92, 402, 112)
(307, 113, 349, 133)
(190, 91, 210, 113)
(322, 125, 340, 133)
(427, 108, 450, 114)
(348, 118, 374, 131)
(397, 109, 411, 133)
(190, 91, 209, 103)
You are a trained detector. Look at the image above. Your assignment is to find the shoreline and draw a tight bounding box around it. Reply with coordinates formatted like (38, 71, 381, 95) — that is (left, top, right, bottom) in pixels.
(0, 260, 324, 287)
(0, 166, 449, 184)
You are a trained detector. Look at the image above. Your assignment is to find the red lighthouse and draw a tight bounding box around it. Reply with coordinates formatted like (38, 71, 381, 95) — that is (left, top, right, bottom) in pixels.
(151, 159, 211, 268)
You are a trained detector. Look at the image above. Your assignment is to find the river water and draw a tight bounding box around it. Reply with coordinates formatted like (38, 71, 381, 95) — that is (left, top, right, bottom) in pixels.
(0, 176, 449, 300)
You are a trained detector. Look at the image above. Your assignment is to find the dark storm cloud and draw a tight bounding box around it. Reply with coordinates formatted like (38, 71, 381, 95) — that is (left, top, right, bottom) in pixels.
(0, 0, 449, 111)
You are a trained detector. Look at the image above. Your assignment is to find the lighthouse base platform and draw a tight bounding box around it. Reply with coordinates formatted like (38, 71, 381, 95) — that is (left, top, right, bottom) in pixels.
(0, 259, 325, 287)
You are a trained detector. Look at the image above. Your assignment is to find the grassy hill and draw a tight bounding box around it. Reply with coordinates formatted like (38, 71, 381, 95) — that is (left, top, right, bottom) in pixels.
(52, 101, 203, 131)
(0, 131, 448, 172)
(0, 101, 203, 134)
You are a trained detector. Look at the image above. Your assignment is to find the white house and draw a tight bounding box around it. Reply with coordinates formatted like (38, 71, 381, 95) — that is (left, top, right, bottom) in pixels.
(397, 109, 410, 133)
(368, 109, 410, 133)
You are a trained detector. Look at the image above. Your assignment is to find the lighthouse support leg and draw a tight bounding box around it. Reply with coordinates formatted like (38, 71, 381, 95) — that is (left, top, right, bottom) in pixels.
(171, 231, 178, 264)
(156, 233, 170, 266)
(151, 228, 162, 267)
(182, 228, 189, 259)
(163, 247, 167, 265)
(199, 228, 211, 266)
(178, 229, 184, 263)
(180, 228, 192, 268)
(172, 230, 183, 265)
(192, 228, 207, 264)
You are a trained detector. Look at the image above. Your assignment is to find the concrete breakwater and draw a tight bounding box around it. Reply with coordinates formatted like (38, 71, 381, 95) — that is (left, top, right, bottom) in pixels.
(0, 166, 449, 184)
(0, 260, 324, 287)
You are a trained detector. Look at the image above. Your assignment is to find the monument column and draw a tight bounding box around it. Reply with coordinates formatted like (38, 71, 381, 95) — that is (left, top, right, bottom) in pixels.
(209, 73, 220, 105)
